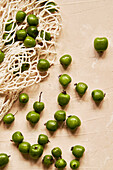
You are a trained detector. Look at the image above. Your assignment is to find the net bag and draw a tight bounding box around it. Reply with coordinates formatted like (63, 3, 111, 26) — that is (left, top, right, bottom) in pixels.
(0, 0, 62, 120)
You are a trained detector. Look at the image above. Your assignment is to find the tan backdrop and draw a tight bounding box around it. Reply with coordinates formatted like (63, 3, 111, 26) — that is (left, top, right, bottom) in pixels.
(0, 0, 113, 169)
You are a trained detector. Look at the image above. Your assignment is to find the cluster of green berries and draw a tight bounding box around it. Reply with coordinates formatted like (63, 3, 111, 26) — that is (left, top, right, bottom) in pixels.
(11, 131, 49, 160)
(70, 145, 85, 169)
(16, 11, 51, 48)
(2, 130, 84, 169)
(2, 54, 105, 169)
(43, 54, 83, 169)
(43, 145, 85, 169)
(1, 53, 106, 169)
(3, 1, 57, 46)
(19, 92, 44, 125)
(9, 130, 84, 170)
(1, 2, 58, 74)
(58, 54, 105, 104)
(26, 92, 45, 124)
(42, 147, 63, 168)
(45, 110, 81, 132)
(75, 83, 105, 103)
(2, 92, 44, 125)
(18, 91, 81, 132)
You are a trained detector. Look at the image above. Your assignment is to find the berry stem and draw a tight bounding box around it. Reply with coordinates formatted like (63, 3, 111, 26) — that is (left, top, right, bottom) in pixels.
(68, 115, 72, 118)
(58, 74, 62, 78)
(61, 122, 65, 128)
(62, 90, 67, 94)
(8, 155, 11, 158)
(14, 110, 18, 116)
(71, 147, 74, 151)
(17, 144, 19, 148)
(74, 83, 77, 86)
(39, 92, 43, 102)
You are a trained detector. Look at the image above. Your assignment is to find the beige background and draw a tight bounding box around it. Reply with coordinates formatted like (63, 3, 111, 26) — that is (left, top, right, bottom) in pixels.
(0, 0, 113, 169)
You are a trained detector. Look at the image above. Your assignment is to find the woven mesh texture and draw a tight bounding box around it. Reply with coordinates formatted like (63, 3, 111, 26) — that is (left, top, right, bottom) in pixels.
(0, 0, 61, 120)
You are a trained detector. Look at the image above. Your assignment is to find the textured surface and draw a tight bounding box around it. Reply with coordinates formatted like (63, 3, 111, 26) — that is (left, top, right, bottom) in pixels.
(0, 0, 113, 169)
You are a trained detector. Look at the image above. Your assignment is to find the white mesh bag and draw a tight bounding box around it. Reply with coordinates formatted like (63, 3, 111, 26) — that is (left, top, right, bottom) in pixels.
(0, 0, 62, 120)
